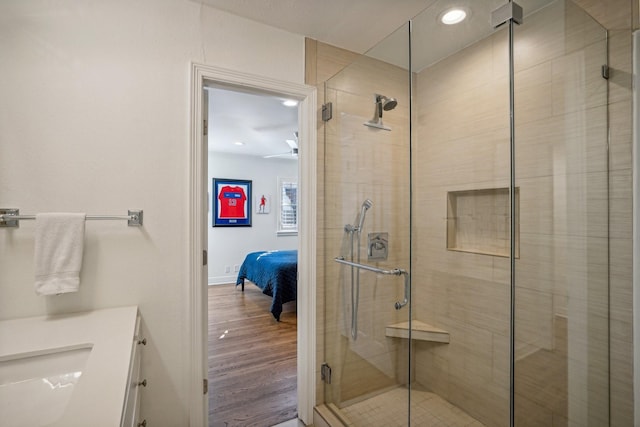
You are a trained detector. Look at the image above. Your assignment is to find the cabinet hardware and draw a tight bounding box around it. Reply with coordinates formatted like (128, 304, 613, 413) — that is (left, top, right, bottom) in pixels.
(137, 338, 147, 345)
(138, 379, 147, 387)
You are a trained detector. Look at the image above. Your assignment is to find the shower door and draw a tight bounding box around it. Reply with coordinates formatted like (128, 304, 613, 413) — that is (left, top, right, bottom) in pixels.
(513, 1, 610, 425)
(409, 2, 514, 426)
(409, 0, 610, 425)
(321, 22, 414, 426)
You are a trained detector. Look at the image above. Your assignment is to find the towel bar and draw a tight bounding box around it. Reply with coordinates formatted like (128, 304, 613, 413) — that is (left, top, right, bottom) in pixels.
(0, 209, 143, 228)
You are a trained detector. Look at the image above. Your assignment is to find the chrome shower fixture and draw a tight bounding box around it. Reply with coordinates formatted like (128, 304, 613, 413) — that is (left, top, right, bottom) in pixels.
(378, 94, 398, 111)
(364, 93, 398, 131)
(344, 199, 373, 234)
(356, 199, 373, 233)
(342, 198, 375, 340)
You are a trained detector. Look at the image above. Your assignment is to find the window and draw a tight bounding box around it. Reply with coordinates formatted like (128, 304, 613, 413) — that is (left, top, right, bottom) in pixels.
(278, 177, 298, 234)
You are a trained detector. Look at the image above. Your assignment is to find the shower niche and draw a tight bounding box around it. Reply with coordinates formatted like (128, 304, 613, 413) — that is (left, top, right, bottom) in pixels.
(446, 187, 519, 257)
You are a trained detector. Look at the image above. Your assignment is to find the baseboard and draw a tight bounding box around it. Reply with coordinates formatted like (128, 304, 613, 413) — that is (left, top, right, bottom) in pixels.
(208, 275, 237, 285)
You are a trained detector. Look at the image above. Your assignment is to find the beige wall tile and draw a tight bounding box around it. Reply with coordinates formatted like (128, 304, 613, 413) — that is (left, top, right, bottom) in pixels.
(610, 318, 634, 426)
(550, 41, 608, 114)
(414, 1, 616, 424)
(314, 39, 412, 406)
(609, 99, 633, 171)
(609, 30, 633, 105)
(315, 40, 361, 85)
(573, 0, 633, 30)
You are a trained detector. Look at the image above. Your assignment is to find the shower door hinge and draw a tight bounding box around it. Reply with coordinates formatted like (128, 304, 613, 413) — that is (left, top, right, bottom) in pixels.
(203, 119, 208, 136)
(491, 2, 523, 28)
(322, 102, 333, 122)
(203, 378, 208, 394)
(602, 64, 610, 80)
(321, 363, 332, 384)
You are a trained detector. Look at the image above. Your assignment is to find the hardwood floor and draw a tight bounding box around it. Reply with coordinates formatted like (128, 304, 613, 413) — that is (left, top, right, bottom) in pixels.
(208, 283, 297, 427)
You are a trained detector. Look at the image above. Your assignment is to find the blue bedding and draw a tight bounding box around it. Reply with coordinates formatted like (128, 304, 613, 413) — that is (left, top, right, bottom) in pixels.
(236, 250, 297, 321)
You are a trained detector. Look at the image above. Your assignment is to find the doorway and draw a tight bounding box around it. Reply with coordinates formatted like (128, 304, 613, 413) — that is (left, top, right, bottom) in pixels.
(189, 63, 317, 426)
(206, 85, 299, 426)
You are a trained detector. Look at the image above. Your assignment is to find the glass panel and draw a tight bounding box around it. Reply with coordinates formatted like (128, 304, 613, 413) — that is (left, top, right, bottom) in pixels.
(410, 1, 512, 426)
(322, 22, 412, 426)
(513, 1, 609, 425)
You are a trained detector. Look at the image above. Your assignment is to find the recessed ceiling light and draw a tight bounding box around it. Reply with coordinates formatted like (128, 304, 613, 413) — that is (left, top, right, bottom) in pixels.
(282, 99, 298, 107)
(441, 8, 467, 25)
(234, 141, 245, 146)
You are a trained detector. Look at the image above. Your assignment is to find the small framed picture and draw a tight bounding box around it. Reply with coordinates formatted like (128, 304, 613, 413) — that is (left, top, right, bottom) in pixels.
(212, 178, 252, 227)
(256, 194, 271, 214)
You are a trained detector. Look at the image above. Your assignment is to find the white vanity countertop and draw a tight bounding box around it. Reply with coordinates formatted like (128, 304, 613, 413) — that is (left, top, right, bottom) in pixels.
(0, 306, 139, 427)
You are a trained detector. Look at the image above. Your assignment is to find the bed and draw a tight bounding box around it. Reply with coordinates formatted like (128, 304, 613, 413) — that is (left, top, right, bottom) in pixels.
(236, 250, 298, 321)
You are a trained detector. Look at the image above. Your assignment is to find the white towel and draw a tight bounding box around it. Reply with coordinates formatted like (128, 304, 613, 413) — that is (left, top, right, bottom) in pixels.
(34, 213, 86, 296)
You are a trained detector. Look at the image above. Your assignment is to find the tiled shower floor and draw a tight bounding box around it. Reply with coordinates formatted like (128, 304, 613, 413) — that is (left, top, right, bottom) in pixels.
(340, 387, 485, 427)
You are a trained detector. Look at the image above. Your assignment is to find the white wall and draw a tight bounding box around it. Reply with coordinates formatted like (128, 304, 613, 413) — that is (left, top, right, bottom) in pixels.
(208, 152, 297, 284)
(0, 1, 304, 425)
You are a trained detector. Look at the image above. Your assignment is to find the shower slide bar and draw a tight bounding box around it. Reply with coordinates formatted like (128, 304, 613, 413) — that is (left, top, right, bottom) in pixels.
(334, 256, 409, 310)
(0, 209, 144, 227)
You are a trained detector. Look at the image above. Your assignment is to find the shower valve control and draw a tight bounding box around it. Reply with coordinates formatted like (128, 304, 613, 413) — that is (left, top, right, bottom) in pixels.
(368, 232, 388, 261)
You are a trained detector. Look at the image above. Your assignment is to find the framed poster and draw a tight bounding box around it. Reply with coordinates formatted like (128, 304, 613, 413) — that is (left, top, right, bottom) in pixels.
(212, 178, 252, 227)
(256, 194, 271, 214)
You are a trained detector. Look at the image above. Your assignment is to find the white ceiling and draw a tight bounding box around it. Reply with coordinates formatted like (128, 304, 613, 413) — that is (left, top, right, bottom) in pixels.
(197, 0, 443, 54)
(197, 0, 554, 65)
(366, 0, 553, 70)
(203, 0, 554, 157)
(207, 87, 299, 158)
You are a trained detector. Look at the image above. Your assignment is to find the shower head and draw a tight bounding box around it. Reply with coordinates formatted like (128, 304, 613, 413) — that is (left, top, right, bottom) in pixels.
(364, 94, 397, 131)
(357, 199, 373, 233)
(379, 95, 398, 111)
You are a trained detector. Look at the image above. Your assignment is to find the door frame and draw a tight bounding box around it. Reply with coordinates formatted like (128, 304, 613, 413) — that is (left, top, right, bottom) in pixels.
(188, 62, 317, 426)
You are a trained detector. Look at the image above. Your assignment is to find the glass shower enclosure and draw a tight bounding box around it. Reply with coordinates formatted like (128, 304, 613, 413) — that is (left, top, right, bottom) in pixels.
(321, 1, 609, 426)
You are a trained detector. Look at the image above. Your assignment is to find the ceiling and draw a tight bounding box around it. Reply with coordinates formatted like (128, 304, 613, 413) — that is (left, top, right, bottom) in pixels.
(196, 0, 443, 54)
(203, 0, 554, 157)
(207, 87, 299, 158)
(197, 0, 553, 65)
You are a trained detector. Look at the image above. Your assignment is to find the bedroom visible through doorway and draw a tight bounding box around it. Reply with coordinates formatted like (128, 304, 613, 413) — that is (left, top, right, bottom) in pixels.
(208, 283, 297, 426)
(205, 85, 300, 427)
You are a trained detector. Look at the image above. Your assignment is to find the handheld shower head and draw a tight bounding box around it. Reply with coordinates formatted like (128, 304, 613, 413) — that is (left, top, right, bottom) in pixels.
(357, 199, 373, 233)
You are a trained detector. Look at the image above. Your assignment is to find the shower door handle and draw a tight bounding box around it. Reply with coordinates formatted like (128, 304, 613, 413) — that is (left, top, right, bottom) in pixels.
(394, 272, 409, 310)
(334, 257, 409, 310)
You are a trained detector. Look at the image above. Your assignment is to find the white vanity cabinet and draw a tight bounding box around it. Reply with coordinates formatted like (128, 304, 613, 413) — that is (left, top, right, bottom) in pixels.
(0, 306, 143, 427)
(121, 314, 146, 427)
